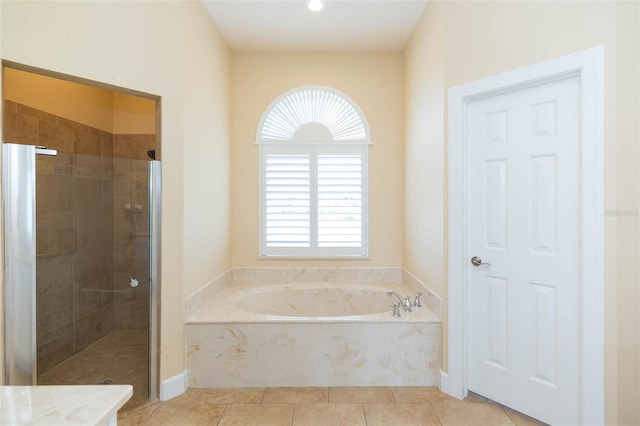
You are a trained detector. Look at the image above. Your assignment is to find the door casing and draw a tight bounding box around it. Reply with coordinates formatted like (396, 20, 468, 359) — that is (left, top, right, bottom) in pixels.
(445, 46, 604, 425)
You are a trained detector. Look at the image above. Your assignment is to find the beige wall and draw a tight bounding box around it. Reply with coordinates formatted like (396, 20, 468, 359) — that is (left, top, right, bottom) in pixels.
(403, 0, 446, 304)
(231, 53, 404, 268)
(3, 67, 115, 132)
(113, 93, 155, 134)
(0, 0, 232, 381)
(3, 67, 156, 135)
(181, 2, 231, 299)
(616, 3, 640, 422)
(403, 1, 639, 424)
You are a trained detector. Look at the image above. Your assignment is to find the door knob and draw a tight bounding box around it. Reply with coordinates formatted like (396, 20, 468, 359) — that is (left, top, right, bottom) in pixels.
(471, 256, 491, 267)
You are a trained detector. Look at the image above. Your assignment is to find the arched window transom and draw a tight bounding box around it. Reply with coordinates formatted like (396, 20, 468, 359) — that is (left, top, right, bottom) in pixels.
(257, 86, 370, 144)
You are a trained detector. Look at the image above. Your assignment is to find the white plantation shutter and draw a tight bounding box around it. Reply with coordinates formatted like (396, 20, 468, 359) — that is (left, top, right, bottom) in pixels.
(258, 86, 370, 258)
(317, 152, 363, 253)
(264, 153, 311, 250)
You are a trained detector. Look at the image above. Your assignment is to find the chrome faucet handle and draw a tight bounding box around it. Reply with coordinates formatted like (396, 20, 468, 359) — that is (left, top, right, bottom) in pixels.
(403, 296, 412, 312)
(391, 302, 401, 317)
(414, 292, 423, 308)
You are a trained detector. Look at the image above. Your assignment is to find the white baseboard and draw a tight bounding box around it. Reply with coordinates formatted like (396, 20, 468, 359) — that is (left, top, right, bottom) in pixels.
(160, 369, 188, 401)
(439, 370, 450, 395)
(439, 369, 466, 400)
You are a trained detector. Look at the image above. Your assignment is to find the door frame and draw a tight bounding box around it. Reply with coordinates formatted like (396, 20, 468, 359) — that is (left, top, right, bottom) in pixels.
(446, 46, 604, 424)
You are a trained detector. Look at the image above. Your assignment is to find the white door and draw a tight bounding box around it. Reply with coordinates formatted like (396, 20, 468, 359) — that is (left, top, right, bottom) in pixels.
(467, 75, 580, 425)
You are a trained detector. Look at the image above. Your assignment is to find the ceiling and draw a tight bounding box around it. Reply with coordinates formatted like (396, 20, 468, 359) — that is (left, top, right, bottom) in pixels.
(201, 0, 429, 52)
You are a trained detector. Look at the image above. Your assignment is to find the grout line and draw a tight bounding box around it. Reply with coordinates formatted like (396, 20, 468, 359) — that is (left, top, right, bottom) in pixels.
(429, 401, 444, 426)
(361, 402, 368, 426)
(500, 406, 518, 426)
(499, 404, 539, 426)
(290, 403, 296, 426)
(214, 404, 227, 426)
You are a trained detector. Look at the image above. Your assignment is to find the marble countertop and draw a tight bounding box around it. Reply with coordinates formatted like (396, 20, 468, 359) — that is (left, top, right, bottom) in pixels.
(0, 385, 132, 425)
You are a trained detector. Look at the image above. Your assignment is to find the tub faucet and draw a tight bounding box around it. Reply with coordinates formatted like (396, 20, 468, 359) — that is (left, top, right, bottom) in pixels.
(387, 291, 412, 312)
(391, 302, 401, 317)
(414, 292, 423, 308)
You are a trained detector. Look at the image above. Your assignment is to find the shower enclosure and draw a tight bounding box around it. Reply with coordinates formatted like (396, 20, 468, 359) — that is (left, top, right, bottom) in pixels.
(2, 66, 160, 412)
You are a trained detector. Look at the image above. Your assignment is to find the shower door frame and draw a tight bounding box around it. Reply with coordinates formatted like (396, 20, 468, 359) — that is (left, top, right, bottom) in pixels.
(2, 142, 161, 402)
(148, 160, 161, 401)
(2, 143, 37, 385)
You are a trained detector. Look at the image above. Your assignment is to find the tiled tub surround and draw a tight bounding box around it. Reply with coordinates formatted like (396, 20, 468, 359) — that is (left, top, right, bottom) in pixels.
(187, 281, 441, 388)
(3, 99, 156, 376)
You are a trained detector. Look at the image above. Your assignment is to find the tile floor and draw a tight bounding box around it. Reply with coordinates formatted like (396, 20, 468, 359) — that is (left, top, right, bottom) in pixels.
(118, 386, 548, 426)
(38, 330, 149, 412)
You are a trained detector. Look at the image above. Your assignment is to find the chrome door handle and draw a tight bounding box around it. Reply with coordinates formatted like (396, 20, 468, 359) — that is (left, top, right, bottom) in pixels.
(471, 256, 491, 267)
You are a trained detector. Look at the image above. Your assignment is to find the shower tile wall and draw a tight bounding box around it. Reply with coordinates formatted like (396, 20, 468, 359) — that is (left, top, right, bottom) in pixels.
(3, 100, 155, 375)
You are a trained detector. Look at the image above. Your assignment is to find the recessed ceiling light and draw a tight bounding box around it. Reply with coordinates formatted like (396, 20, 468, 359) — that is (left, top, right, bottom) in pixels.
(307, 0, 324, 12)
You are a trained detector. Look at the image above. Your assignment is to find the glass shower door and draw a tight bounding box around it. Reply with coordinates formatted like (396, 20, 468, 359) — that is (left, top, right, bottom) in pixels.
(3, 142, 159, 412)
(34, 150, 151, 411)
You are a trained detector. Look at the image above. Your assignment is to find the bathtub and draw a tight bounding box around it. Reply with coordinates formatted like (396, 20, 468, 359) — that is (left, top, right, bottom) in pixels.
(186, 282, 441, 387)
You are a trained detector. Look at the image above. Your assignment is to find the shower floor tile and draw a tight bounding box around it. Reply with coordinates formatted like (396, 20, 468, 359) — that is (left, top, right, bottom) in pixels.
(38, 329, 149, 412)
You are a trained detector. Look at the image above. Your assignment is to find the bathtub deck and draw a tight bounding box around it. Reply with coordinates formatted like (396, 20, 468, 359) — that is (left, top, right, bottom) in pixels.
(186, 281, 441, 324)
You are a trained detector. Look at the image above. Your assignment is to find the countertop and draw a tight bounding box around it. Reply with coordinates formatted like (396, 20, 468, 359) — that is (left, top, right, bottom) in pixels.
(0, 385, 132, 425)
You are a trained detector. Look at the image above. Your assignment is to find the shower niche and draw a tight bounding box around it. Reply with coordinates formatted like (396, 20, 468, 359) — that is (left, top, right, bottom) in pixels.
(2, 64, 161, 412)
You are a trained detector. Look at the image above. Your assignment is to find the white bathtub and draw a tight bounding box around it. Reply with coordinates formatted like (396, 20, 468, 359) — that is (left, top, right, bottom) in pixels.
(186, 282, 441, 387)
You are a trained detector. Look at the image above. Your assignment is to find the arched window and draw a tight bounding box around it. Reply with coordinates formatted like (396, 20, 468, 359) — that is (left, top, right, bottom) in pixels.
(257, 86, 371, 258)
